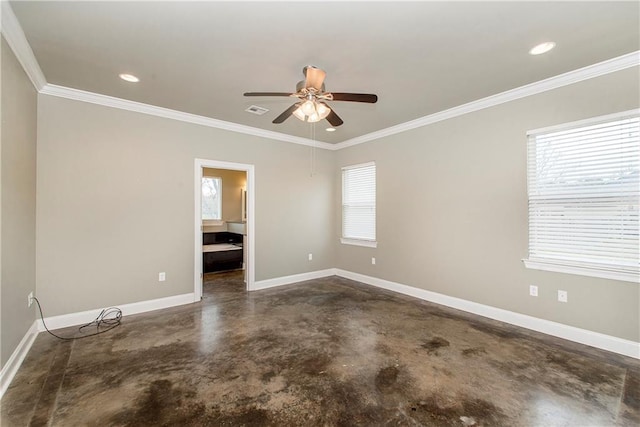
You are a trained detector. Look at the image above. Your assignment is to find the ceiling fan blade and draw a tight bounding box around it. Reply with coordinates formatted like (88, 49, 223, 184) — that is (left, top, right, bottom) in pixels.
(244, 92, 294, 97)
(325, 108, 344, 127)
(330, 93, 378, 103)
(272, 103, 299, 124)
(304, 66, 326, 91)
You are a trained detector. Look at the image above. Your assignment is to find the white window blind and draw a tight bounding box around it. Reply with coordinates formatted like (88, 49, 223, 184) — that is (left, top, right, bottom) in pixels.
(342, 162, 376, 244)
(526, 112, 639, 281)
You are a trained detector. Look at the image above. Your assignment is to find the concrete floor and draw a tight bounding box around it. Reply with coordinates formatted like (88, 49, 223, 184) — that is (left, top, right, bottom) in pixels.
(1, 271, 638, 426)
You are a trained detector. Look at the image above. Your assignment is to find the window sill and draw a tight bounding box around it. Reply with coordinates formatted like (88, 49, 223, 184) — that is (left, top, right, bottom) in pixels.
(341, 238, 377, 248)
(523, 258, 639, 283)
(203, 220, 224, 227)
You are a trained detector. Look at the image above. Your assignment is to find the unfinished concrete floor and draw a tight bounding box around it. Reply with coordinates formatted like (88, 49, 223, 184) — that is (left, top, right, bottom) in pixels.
(2, 271, 639, 426)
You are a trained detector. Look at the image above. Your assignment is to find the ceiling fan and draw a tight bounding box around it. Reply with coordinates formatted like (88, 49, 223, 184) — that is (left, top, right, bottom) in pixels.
(244, 66, 378, 127)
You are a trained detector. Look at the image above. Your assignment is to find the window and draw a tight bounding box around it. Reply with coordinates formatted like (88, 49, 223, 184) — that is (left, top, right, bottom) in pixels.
(342, 162, 376, 247)
(202, 176, 222, 221)
(524, 111, 639, 282)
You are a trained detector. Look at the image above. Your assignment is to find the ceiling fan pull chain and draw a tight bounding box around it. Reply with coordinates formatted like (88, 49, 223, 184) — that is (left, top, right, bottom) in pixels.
(310, 122, 316, 177)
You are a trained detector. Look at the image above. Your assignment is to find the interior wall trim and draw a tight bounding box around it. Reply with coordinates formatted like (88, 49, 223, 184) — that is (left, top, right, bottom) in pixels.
(3, 268, 637, 398)
(39, 84, 336, 150)
(2, 0, 638, 150)
(1, 292, 195, 395)
(334, 269, 640, 359)
(334, 51, 640, 150)
(0, 321, 39, 399)
(36, 292, 195, 332)
(38, 51, 640, 150)
(252, 269, 336, 291)
(194, 158, 256, 299)
(236, 267, 640, 358)
(0, 1, 46, 90)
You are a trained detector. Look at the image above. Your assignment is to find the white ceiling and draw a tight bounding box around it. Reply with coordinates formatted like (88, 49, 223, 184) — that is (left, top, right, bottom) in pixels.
(9, 1, 640, 144)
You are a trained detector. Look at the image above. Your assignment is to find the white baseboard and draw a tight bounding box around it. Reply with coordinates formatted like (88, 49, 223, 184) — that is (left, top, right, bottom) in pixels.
(0, 321, 39, 399)
(335, 269, 640, 359)
(37, 293, 195, 332)
(252, 269, 336, 291)
(4, 269, 635, 402)
(1, 293, 195, 398)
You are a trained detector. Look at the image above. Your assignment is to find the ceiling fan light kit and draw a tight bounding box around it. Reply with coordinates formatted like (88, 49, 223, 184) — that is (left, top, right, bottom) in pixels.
(294, 99, 331, 123)
(244, 65, 378, 127)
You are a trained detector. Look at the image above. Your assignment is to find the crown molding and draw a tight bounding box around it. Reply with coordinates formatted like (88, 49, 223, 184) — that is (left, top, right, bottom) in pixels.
(1, 0, 46, 90)
(334, 51, 640, 150)
(2, 0, 331, 150)
(40, 84, 335, 150)
(3, 0, 637, 151)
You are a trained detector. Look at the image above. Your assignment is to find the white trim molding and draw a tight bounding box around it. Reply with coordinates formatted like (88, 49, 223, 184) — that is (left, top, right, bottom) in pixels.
(0, 1, 46, 90)
(195, 159, 255, 299)
(3, 268, 636, 400)
(340, 238, 377, 248)
(35, 51, 640, 151)
(527, 108, 640, 136)
(40, 84, 335, 150)
(334, 51, 640, 150)
(1, 0, 637, 150)
(37, 293, 195, 332)
(252, 269, 336, 291)
(523, 259, 639, 283)
(334, 269, 640, 359)
(2, 292, 195, 397)
(0, 321, 39, 399)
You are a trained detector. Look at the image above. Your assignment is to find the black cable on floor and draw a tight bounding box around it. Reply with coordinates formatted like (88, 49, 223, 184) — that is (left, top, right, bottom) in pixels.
(32, 296, 122, 340)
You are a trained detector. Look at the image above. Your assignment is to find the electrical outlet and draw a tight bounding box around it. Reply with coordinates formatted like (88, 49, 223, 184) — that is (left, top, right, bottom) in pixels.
(529, 285, 538, 297)
(159, 272, 166, 282)
(308, 253, 313, 261)
(558, 290, 568, 303)
(372, 257, 376, 265)
(28, 292, 33, 307)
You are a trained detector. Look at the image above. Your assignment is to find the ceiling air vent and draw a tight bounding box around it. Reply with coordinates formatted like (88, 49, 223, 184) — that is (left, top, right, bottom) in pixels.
(245, 105, 269, 115)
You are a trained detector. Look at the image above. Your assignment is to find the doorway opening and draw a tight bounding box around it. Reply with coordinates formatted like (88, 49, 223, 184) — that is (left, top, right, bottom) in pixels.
(194, 159, 255, 300)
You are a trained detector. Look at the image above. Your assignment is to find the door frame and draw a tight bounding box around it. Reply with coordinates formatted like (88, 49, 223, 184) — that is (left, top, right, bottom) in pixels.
(194, 158, 255, 300)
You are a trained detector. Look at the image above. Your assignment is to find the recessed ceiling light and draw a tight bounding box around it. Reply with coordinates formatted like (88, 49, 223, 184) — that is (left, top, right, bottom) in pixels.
(529, 42, 556, 55)
(326, 127, 336, 132)
(119, 73, 140, 83)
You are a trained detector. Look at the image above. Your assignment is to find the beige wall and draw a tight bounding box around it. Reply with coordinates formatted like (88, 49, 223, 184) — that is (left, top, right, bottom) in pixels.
(1, 38, 38, 367)
(202, 167, 246, 232)
(335, 67, 640, 342)
(3, 42, 637, 366)
(36, 95, 335, 316)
